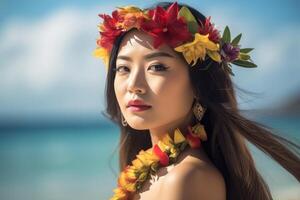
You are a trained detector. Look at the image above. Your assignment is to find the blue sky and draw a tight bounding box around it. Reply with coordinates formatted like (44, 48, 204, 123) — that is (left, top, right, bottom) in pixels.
(1, 0, 299, 23)
(0, 0, 299, 121)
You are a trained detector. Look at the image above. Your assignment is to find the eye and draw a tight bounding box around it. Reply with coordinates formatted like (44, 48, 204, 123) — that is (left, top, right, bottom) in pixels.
(148, 64, 168, 72)
(115, 65, 130, 73)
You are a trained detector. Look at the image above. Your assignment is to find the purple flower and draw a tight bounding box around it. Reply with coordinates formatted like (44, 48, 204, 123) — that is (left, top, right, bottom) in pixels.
(221, 43, 240, 62)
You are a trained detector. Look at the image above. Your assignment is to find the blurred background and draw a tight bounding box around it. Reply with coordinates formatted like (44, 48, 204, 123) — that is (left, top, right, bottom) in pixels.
(0, 0, 299, 199)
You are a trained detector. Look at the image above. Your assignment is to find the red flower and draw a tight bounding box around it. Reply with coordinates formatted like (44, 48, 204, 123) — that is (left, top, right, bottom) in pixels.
(198, 16, 220, 43)
(153, 144, 169, 166)
(97, 10, 123, 51)
(141, 2, 192, 49)
(186, 126, 201, 148)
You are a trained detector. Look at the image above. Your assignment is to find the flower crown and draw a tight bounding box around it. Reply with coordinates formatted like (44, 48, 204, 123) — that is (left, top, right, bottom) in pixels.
(93, 2, 257, 76)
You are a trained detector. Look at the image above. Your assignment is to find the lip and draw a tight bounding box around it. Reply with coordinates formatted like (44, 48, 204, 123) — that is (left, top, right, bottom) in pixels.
(126, 99, 152, 112)
(127, 99, 151, 107)
(127, 105, 152, 112)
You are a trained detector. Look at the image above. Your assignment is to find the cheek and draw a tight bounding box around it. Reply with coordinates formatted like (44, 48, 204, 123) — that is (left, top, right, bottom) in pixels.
(114, 78, 126, 107)
(150, 71, 194, 111)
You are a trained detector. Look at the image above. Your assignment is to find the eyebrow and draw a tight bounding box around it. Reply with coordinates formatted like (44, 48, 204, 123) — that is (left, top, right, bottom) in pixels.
(117, 51, 174, 62)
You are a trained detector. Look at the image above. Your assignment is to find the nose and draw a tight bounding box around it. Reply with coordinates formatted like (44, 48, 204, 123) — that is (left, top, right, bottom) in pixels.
(127, 68, 146, 94)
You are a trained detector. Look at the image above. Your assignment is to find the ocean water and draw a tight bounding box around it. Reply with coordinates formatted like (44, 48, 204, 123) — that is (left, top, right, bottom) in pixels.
(0, 116, 299, 200)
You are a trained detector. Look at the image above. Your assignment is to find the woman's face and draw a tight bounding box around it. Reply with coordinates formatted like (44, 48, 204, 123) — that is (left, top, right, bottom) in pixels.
(114, 30, 195, 130)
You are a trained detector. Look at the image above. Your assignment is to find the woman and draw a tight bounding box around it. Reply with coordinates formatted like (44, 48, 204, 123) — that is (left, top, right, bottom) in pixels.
(94, 2, 300, 200)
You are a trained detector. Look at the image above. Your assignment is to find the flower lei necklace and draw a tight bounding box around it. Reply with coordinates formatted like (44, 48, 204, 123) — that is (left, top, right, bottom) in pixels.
(93, 1, 257, 76)
(110, 122, 208, 200)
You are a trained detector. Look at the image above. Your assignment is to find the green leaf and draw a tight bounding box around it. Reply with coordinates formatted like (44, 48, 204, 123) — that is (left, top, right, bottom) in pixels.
(231, 33, 242, 45)
(178, 6, 199, 34)
(222, 26, 231, 43)
(232, 60, 257, 68)
(240, 48, 254, 53)
(239, 52, 251, 60)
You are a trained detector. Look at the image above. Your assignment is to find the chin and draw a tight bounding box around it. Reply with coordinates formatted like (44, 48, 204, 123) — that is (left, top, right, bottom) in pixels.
(128, 122, 148, 130)
(126, 118, 153, 130)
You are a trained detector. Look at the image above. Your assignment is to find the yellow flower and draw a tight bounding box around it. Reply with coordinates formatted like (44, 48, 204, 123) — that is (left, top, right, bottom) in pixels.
(162, 134, 173, 146)
(174, 33, 221, 66)
(132, 148, 157, 169)
(117, 168, 136, 192)
(136, 149, 159, 166)
(123, 182, 136, 192)
(169, 147, 180, 158)
(110, 188, 127, 200)
(117, 5, 145, 15)
(131, 158, 144, 169)
(157, 140, 170, 152)
(116, 6, 149, 30)
(93, 47, 109, 71)
(118, 171, 128, 187)
(125, 166, 138, 180)
(174, 128, 186, 144)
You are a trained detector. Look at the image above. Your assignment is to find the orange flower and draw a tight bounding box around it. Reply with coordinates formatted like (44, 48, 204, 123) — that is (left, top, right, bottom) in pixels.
(116, 6, 149, 30)
(117, 166, 137, 192)
(125, 166, 138, 181)
(110, 187, 127, 200)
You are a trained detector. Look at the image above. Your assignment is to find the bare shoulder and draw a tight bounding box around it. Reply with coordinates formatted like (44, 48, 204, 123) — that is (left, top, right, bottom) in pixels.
(160, 149, 226, 200)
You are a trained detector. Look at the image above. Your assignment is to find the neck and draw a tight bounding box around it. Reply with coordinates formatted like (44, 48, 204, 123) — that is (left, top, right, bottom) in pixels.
(149, 111, 195, 147)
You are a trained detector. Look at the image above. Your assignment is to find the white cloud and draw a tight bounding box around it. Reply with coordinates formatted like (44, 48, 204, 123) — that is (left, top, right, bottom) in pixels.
(0, 7, 109, 118)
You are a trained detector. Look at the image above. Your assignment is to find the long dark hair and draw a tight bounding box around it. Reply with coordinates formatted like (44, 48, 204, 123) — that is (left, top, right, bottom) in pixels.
(102, 2, 300, 200)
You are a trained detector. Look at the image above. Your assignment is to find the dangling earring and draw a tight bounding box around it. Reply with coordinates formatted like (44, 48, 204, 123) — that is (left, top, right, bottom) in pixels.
(192, 99, 206, 122)
(121, 114, 127, 126)
(192, 99, 208, 141)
